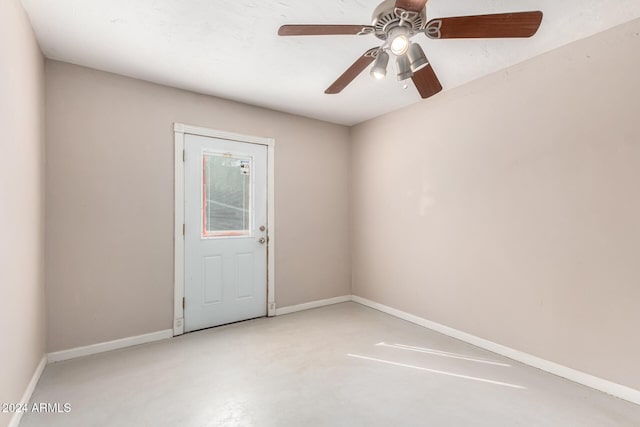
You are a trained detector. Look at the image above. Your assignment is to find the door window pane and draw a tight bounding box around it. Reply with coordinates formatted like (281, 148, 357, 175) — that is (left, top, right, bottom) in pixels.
(202, 152, 252, 237)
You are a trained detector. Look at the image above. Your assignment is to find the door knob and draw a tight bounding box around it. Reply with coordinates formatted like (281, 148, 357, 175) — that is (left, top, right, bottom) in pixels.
(258, 237, 266, 244)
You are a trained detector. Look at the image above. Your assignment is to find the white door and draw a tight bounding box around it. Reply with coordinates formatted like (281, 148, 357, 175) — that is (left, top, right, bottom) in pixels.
(184, 134, 268, 332)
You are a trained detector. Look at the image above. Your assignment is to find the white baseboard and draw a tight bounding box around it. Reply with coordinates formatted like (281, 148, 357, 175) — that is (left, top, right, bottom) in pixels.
(47, 329, 173, 363)
(351, 295, 640, 406)
(9, 354, 47, 427)
(275, 295, 352, 316)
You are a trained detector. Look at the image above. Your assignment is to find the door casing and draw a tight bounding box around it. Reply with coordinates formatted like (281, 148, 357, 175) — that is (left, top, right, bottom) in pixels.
(173, 123, 275, 336)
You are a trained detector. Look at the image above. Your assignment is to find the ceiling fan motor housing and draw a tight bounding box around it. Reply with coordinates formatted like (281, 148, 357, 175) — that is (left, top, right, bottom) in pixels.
(371, 0, 426, 40)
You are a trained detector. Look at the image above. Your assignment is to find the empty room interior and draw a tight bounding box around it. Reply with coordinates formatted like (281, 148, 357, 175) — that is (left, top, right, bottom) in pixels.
(2, 0, 640, 426)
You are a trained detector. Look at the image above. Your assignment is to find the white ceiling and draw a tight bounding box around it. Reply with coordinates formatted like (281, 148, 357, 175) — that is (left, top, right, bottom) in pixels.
(21, 0, 640, 125)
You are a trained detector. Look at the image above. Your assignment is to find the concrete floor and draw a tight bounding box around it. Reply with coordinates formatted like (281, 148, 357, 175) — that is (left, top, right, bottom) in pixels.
(21, 302, 640, 426)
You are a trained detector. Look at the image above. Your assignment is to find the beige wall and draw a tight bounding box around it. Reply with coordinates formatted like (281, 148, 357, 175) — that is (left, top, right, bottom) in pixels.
(350, 19, 640, 390)
(0, 1, 46, 426)
(45, 61, 351, 352)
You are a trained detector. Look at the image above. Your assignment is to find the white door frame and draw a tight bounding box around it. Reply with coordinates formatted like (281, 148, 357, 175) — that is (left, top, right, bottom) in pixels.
(173, 123, 276, 336)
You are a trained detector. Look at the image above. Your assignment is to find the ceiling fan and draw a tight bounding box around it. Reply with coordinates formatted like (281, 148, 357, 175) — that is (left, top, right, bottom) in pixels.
(278, 0, 543, 99)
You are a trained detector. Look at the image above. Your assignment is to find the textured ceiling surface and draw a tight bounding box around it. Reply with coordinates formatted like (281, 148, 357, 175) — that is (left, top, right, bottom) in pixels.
(21, 0, 640, 125)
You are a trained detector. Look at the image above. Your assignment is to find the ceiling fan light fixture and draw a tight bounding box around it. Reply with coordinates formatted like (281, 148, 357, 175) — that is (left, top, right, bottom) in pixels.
(407, 43, 428, 72)
(396, 54, 413, 81)
(388, 27, 410, 56)
(370, 51, 389, 79)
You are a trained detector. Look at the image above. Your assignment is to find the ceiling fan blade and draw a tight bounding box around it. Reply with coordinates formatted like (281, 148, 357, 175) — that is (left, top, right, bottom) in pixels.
(325, 48, 379, 94)
(395, 0, 429, 13)
(425, 11, 543, 39)
(411, 64, 442, 99)
(278, 24, 374, 36)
